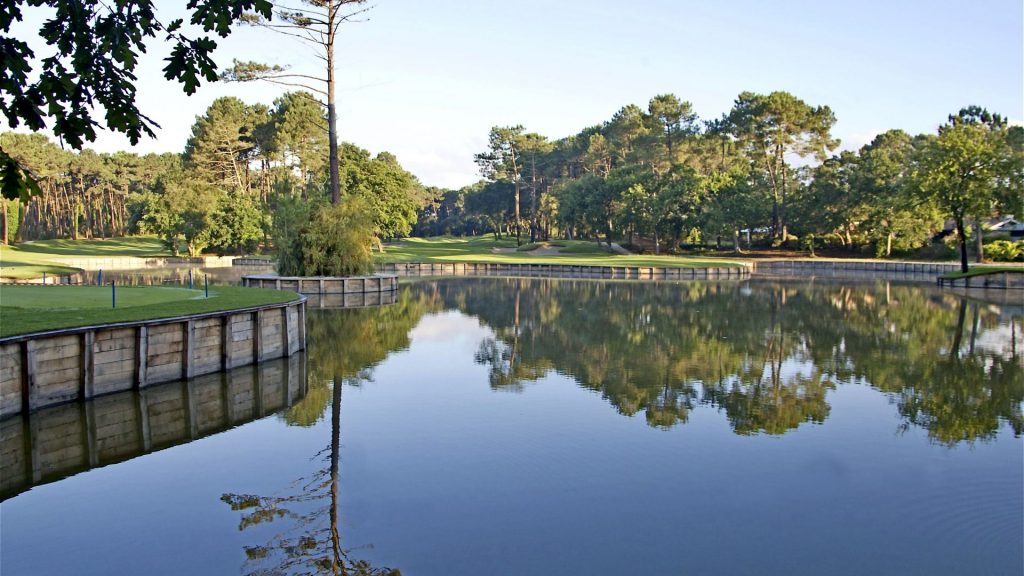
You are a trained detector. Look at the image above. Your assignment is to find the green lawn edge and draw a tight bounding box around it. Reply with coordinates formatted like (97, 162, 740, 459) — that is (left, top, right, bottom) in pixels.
(376, 237, 745, 268)
(940, 266, 1024, 279)
(0, 237, 176, 280)
(0, 285, 298, 338)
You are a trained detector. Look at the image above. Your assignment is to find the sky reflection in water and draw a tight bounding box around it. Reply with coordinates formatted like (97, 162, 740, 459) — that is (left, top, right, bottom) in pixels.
(1, 278, 1021, 575)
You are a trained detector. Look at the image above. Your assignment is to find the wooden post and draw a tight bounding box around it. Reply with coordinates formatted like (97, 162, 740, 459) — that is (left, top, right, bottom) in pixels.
(281, 307, 291, 356)
(81, 331, 95, 399)
(184, 320, 195, 379)
(20, 341, 32, 414)
(221, 315, 234, 371)
(254, 310, 264, 363)
(23, 340, 37, 412)
(136, 326, 148, 388)
(298, 302, 306, 351)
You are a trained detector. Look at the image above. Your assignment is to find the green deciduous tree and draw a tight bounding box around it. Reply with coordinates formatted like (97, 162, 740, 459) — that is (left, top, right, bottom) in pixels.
(913, 107, 1022, 272)
(140, 170, 222, 257)
(0, 0, 272, 199)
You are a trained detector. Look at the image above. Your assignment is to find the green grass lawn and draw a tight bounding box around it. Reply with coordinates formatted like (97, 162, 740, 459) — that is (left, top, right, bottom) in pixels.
(940, 266, 1024, 279)
(0, 237, 174, 280)
(0, 285, 297, 338)
(9, 237, 171, 257)
(378, 236, 744, 268)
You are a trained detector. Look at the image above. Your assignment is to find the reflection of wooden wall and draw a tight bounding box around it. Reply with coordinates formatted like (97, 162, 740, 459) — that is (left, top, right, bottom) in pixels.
(0, 300, 305, 417)
(0, 355, 306, 501)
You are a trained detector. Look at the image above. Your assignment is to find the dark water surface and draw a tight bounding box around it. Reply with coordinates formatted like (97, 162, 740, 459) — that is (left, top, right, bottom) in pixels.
(2, 278, 1022, 575)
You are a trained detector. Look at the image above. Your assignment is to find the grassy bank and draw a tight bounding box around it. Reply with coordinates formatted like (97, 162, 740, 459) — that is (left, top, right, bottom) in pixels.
(0, 237, 172, 280)
(0, 285, 297, 338)
(378, 236, 744, 268)
(939, 266, 1023, 279)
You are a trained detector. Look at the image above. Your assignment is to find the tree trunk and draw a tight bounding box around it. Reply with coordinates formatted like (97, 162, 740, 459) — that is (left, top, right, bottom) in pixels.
(955, 216, 969, 273)
(326, 5, 341, 206)
(514, 181, 521, 245)
(529, 163, 538, 243)
(0, 200, 6, 245)
(973, 217, 984, 263)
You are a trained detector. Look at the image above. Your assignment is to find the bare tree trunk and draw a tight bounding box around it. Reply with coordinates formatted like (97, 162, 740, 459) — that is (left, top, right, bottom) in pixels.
(514, 181, 521, 246)
(529, 162, 538, 243)
(327, 2, 341, 206)
(955, 216, 969, 273)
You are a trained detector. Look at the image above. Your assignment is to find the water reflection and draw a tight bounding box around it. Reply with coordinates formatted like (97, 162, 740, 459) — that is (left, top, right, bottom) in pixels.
(0, 355, 306, 502)
(216, 288, 441, 574)
(221, 386, 400, 576)
(302, 278, 1022, 444)
(76, 265, 273, 287)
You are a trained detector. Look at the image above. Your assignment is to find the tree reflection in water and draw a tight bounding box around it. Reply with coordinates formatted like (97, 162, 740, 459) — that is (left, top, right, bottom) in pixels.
(453, 278, 1022, 443)
(222, 384, 400, 576)
(219, 290, 441, 575)
(219, 278, 1021, 569)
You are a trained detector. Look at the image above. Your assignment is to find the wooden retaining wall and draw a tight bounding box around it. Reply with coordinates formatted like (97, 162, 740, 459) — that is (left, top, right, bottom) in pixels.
(242, 274, 400, 294)
(304, 290, 399, 309)
(0, 355, 306, 501)
(752, 260, 961, 276)
(375, 262, 750, 280)
(0, 299, 306, 418)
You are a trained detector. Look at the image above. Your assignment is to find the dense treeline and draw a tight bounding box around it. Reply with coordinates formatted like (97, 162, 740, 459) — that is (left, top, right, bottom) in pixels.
(415, 92, 1023, 269)
(1, 91, 424, 256)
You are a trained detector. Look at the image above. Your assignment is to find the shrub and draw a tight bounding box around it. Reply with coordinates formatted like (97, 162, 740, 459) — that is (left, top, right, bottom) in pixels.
(271, 196, 312, 276)
(291, 199, 376, 277)
(985, 239, 1024, 262)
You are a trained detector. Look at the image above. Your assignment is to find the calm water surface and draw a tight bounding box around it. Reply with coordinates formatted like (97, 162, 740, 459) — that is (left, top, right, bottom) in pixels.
(2, 278, 1022, 575)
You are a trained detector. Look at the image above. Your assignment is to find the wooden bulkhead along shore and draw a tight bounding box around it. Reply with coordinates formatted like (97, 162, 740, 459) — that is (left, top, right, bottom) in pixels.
(0, 299, 306, 418)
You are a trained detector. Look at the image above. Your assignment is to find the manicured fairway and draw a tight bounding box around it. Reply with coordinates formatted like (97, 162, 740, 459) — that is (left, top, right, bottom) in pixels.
(0, 237, 173, 280)
(940, 266, 1023, 279)
(0, 285, 297, 337)
(378, 236, 744, 268)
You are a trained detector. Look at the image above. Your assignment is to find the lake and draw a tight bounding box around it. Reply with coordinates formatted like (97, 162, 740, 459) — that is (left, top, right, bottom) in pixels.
(1, 277, 1021, 575)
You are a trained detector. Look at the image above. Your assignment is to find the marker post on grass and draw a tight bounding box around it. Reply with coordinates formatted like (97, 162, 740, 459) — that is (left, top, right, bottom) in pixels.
(205, 275, 209, 298)
(111, 281, 116, 308)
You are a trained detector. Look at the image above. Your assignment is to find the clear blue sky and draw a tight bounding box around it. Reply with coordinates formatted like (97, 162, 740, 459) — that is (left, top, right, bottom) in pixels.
(10, 0, 1024, 188)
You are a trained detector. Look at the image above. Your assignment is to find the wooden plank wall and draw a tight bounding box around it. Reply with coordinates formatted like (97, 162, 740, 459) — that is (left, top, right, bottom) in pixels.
(0, 301, 305, 418)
